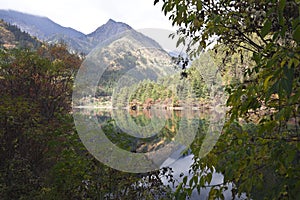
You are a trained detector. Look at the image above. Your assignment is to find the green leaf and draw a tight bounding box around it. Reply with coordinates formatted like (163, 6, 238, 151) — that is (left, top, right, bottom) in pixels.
(266, 81, 279, 102)
(284, 64, 294, 81)
(293, 25, 300, 42)
(214, 15, 221, 23)
(261, 20, 272, 38)
(197, 185, 201, 194)
(209, 188, 218, 199)
(207, 173, 212, 184)
(238, 139, 243, 145)
(264, 75, 273, 91)
(183, 176, 188, 185)
(200, 176, 205, 186)
(196, 1, 202, 10)
(280, 25, 288, 37)
(281, 65, 294, 96)
(176, 37, 185, 47)
(193, 176, 198, 185)
(281, 78, 292, 96)
(278, 0, 286, 13)
(174, 182, 184, 198)
(278, 0, 286, 25)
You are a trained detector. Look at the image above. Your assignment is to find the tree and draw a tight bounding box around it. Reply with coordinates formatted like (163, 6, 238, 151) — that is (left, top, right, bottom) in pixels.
(155, 0, 300, 199)
(0, 45, 83, 198)
(0, 45, 173, 199)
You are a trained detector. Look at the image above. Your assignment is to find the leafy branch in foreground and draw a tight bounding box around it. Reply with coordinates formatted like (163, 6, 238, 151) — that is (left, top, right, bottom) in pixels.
(155, 0, 300, 199)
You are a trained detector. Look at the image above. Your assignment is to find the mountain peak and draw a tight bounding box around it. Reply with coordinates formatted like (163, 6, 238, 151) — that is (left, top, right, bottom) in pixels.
(107, 19, 116, 24)
(0, 10, 161, 54)
(87, 19, 132, 44)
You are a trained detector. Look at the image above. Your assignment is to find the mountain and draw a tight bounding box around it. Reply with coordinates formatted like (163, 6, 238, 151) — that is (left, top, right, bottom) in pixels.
(87, 19, 131, 45)
(0, 10, 161, 54)
(0, 10, 175, 102)
(0, 10, 84, 40)
(73, 28, 176, 106)
(0, 9, 90, 53)
(0, 19, 41, 49)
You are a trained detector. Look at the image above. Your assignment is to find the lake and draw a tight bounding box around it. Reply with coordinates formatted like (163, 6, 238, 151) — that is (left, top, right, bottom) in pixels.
(73, 107, 250, 199)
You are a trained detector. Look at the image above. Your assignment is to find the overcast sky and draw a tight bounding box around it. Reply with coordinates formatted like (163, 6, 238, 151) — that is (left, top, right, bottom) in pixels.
(0, 0, 175, 34)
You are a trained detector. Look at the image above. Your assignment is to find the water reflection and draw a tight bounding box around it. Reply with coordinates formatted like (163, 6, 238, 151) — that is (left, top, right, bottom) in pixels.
(76, 108, 208, 154)
(73, 107, 242, 199)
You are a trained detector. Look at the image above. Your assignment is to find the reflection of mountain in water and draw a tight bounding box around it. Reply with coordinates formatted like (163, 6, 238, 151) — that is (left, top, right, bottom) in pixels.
(75, 108, 208, 156)
(73, 98, 226, 173)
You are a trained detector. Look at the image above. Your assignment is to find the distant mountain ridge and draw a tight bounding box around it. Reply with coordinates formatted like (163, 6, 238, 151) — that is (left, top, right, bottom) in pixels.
(0, 10, 172, 99)
(0, 10, 84, 40)
(0, 19, 41, 49)
(0, 10, 161, 54)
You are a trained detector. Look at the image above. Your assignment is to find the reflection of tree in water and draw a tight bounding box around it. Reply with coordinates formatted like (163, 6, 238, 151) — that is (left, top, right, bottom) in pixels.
(95, 109, 209, 154)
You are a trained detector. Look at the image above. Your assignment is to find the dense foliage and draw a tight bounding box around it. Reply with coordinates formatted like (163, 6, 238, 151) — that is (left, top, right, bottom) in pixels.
(0, 44, 172, 199)
(112, 62, 213, 109)
(155, 0, 300, 199)
(1, 0, 300, 198)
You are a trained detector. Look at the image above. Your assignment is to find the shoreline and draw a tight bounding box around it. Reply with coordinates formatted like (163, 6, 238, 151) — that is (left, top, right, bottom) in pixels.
(73, 105, 217, 111)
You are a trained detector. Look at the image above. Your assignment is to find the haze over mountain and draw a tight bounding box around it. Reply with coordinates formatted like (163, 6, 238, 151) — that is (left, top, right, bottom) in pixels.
(0, 10, 84, 40)
(0, 10, 161, 54)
